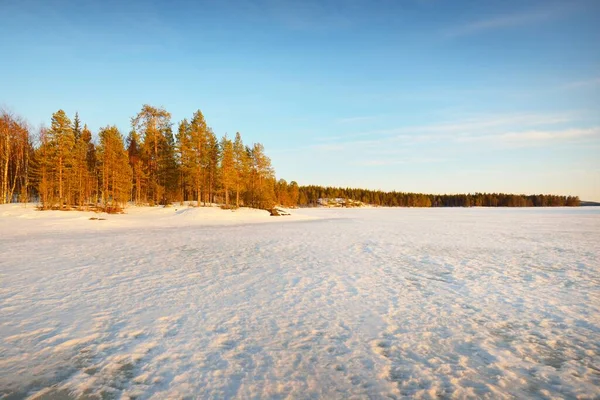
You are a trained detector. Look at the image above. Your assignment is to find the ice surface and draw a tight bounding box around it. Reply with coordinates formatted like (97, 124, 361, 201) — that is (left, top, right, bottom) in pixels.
(1, 205, 599, 399)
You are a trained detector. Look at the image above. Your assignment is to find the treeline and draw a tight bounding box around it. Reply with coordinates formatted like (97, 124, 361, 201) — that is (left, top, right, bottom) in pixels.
(0, 107, 581, 210)
(298, 186, 580, 207)
(0, 106, 301, 211)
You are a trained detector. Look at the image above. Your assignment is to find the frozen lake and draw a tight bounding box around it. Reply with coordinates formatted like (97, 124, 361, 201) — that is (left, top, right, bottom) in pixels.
(1, 206, 599, 399)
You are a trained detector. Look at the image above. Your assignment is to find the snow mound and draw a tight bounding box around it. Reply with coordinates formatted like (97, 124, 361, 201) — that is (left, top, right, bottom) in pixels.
(0, 203, 317, 237)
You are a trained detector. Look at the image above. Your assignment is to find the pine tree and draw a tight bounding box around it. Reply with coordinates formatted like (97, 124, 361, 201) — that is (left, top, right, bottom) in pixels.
(176, 119, 191, 202)
(63, 115, 93, 208)
(206, 128, 219, 205)
(189, 110, 209, 206)
(276, 179, 289, 206)
(249, 143, 275, 209)
(33, 127, 53, 208)
(81, 125, 98, 206)
(220, 135, 235, 207)
(131, 105, 171, 205)
(72, 112, 82, 141)
(288, 181, 300, 207)
(47, 110, 75, 208)
(233, 132, 248, 208)
(98, 126, 132, 211)
(126, 130, 144, 205)
(158, 125, 179, 204)
(72, 125, 89, 207)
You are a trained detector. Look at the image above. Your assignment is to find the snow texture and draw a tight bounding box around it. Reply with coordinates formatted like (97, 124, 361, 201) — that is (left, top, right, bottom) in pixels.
(1, 205, 599, 399)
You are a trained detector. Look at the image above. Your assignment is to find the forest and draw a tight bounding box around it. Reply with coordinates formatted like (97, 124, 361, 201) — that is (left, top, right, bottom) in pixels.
(297, 186, 580, 208)
(0, 106, 580, 210)
(0, 106, 297, 211)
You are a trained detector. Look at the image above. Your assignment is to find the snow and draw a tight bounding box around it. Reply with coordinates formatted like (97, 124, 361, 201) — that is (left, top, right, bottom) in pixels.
(1, 205, 599, 399)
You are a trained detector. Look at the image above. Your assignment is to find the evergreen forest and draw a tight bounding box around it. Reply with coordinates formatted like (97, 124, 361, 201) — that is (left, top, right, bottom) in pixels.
(0, 107, 580, 211)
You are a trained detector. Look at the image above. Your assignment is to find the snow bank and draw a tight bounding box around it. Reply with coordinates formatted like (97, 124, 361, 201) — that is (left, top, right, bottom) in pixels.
(0, 203, 317, 237)
(1, 206, 599, 399)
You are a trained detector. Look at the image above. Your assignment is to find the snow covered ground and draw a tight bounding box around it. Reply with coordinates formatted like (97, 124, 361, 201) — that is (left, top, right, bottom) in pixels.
(1, 205, 599, 399)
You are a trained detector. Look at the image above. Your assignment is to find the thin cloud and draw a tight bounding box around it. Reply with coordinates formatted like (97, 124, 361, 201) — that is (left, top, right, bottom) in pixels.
(499, 127, 600, 143)
(561, 78, 600, 89)
(445, 7, 560, 38)
(284, 113, 592, 155)
(393, 113, 572, 135)
(322, 112, 576, 143)
(335, 115, 384, 124)
(312, 138, 384, 151)
(356, 157, 447, 167)
(312, 114, 595, 154)
(459, 127, 600, 145)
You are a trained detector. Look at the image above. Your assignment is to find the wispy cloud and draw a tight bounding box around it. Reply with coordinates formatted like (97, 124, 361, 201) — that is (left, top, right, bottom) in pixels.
(561, 78, 600, 89)
(356, 157, 447, 167)
(312, 138, 384, 151)
(312, 112, 595, 153)
(323, 112, 576, 143)
(459, 127, 600, 146)
(391, 113, 572, 135)
(335, 115, 384, 124)
(445, 7, 561, 38)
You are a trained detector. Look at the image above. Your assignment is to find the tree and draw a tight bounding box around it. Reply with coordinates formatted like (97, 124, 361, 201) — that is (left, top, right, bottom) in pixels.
(276, 179, 289, 206)
(46, 110, 75, 207)
(248, 143, 275, 209)
(72, 112, 82, 140)
(188, 110, 209, 206)
(158, 125, 179, 204)
(233, 132, 248, 208)
(5, 104, 585, 212)
(131, 105, 171, 205)
(31, 127, 53, 208)
(126, 130, 144, 205)
(220, 135, 235, 207)
(98, 126, 132, 211)
(72, 124, 89, 207)
(82, 125, 98, 206)
(206, 128, 219, 205)
(0, 110, 30, 204)
(176, 119, 191, 202)
(288, 181, 300, 207)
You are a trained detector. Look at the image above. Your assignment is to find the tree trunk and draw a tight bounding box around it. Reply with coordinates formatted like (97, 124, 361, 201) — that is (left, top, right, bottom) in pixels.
(2, 132, 9, 204)
(58, 155, 63, 207)
(8, 153, 20, 204)
(196, 177, 200, 207)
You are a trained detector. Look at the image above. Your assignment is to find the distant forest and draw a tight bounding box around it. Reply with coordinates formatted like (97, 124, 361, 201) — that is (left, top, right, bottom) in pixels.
(298, 186, 580, 208)
(0, 107, 580, 210)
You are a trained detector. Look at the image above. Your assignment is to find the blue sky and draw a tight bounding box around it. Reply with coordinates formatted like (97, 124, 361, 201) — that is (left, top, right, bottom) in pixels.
(1, 0, 599, 200)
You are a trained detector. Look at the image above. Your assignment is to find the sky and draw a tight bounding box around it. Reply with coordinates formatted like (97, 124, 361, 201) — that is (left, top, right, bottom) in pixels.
(1, 0, 599, 201)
